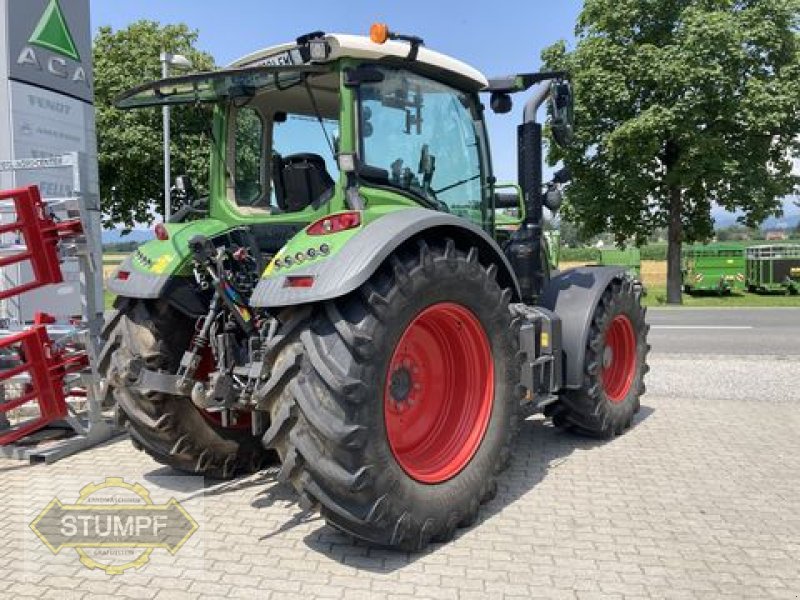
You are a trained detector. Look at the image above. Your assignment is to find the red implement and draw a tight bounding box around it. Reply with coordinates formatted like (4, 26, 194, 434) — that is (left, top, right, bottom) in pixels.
(0, 185, 83, 301)
(0, 326, 88, 445)
(0, 185, 88, 445)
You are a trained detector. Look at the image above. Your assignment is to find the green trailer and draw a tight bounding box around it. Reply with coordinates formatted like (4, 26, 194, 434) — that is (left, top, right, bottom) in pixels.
(745, 244, 800, 294)
(682, 243, 745, 294)
(599, 247, 640, 279)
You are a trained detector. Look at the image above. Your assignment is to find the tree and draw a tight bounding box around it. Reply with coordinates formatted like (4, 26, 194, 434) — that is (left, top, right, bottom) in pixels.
(557, 218, 582, 247)
(93, 21, 215, 227)
(543, 0, 800, 303)
(716, 224, 756, 241)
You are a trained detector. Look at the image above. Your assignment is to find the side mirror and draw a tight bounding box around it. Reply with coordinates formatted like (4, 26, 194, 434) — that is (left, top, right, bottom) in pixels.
(172, 175, 197, 208)
(543, 187, 563, 213)
(549, 81, 574, 147)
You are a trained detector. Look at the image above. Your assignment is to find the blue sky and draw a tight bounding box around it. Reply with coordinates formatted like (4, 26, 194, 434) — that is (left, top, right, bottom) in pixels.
(89, 0, 583, 184)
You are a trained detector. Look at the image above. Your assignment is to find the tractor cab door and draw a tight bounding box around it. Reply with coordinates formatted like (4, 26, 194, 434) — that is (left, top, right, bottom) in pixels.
(357, 67, 493, 232)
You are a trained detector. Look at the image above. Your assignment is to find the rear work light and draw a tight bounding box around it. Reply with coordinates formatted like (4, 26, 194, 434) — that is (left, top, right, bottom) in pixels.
(307, 212, 361, 236)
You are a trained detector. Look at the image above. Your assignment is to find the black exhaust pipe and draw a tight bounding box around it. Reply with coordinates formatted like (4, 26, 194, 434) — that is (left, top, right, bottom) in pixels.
(507, 84, 551, 303)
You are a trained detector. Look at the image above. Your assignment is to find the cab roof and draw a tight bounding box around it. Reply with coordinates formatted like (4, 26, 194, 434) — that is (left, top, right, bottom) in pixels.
(228, 33, 490, 91)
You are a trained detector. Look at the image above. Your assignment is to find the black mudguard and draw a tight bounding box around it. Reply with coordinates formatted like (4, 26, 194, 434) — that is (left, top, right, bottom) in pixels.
(250, 208, 521, 308)
(539, 266, 628, 390)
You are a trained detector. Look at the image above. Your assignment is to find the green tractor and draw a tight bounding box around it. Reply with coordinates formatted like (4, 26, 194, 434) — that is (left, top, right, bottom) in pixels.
(101, 27, 649, 550)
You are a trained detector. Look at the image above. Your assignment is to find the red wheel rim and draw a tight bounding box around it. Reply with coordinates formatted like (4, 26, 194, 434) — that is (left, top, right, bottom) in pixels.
(384, 302, 494, 484)
(194, 348, 251, 430)
(601, 315, 637, 403)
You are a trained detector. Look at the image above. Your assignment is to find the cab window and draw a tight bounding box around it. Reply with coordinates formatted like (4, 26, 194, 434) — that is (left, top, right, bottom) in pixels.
(233, 106, 265, 206)
(359, 68, 486, 227)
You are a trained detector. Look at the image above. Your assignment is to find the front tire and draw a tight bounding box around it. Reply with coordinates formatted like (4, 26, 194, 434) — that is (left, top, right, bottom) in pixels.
(257, 240, 522, 550)
(100, 299, 273, 479)
(551, 278, 649, 437)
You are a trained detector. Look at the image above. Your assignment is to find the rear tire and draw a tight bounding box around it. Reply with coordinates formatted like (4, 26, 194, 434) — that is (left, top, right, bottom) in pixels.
(256, 240, 522, 550)
(551, 278, 649, 438)
(100, 299, 274, 479)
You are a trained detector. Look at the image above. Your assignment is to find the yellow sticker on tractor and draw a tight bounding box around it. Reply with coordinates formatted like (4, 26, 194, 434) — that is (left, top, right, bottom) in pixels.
(263, 256, 279, 277)
(151, 254, 174, 274)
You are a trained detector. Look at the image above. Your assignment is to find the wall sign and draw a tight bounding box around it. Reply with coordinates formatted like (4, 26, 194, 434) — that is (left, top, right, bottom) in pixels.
(7, 0, 94, 103)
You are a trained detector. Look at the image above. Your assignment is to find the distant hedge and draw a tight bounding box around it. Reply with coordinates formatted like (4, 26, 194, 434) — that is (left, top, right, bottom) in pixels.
(640, 244, 667, 260)
(560, 247, 599, 262)
(560, 244, 668, 263)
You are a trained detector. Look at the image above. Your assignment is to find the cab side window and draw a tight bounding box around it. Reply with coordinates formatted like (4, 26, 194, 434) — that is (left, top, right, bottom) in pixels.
(233, 106, 265, 206)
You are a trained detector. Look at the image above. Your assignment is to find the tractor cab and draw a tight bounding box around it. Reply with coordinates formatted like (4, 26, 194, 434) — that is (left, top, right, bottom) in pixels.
(116, 32, 495, 248)
(115, 29, 571, 274)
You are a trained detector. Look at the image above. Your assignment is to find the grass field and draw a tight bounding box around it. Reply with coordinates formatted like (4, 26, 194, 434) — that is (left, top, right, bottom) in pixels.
(642, 286, 800, 307)
(104, 290, 116, 310)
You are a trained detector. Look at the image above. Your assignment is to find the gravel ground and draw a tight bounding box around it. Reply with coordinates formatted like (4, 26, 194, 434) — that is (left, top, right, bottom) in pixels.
(646, 354, 800, 403)
(1, 352, 799, 599)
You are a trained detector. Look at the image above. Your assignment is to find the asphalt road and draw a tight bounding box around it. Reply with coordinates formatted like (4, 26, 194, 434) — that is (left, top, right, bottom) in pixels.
(647, 307, 800, 356)
(646, 307, 800, 403)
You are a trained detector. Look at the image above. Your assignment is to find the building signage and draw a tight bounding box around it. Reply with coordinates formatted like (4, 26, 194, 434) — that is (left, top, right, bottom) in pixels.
(1, 0, 100, 321)
(7, 0, 94, 103)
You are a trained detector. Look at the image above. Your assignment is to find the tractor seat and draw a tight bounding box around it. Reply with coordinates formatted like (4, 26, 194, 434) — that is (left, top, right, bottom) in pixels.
(272, 153, 335, 213)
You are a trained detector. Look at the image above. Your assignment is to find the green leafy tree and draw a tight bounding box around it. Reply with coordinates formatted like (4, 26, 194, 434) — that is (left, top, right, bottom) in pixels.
(543, 0, 800, 303)
(716, 224, 755, 241)
(94, 21, 215, 227)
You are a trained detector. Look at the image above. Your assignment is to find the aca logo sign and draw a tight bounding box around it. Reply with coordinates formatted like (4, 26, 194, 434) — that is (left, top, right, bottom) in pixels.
(7, 0, 93, 102)
(17, 0, 88, 85)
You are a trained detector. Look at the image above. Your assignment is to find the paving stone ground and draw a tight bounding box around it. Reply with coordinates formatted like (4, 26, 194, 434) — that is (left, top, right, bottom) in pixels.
(1, 354, 799, 600)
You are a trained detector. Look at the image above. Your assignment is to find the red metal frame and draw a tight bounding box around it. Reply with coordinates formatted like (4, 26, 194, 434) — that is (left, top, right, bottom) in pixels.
(0, 185, 83, 301)
(0, 185, 88, 445)
(0, 326, 89, 445)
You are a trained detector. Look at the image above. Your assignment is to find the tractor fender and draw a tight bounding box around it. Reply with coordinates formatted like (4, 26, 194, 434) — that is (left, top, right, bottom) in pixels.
(250, 208, 521, 308)
(106, 255, 167, 299)
(106, 257, 210, 318)
(539, 266, 628, 390)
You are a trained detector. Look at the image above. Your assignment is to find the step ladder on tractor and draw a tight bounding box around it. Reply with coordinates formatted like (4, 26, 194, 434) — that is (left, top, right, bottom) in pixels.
(0, 153, 116, 463)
